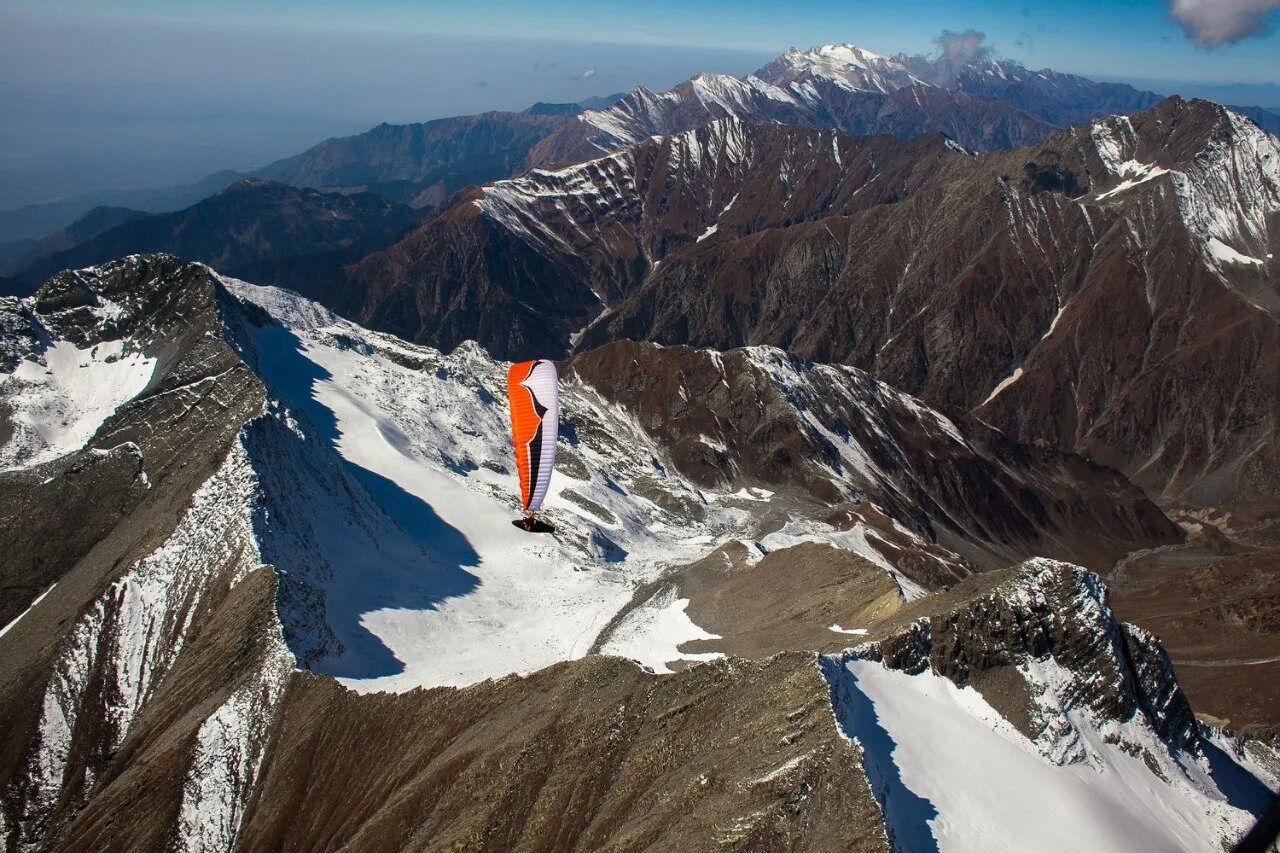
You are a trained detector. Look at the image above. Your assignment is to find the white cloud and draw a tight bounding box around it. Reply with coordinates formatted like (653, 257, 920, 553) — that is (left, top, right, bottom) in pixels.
(1168, 0, 1280, 46)
(935, 29, 992, 63)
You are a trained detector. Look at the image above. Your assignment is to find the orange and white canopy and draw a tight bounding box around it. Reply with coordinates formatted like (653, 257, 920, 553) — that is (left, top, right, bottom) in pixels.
(506, 359, 558, 512)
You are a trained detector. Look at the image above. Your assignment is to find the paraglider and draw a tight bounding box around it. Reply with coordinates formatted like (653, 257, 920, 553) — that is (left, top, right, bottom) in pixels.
(506, 359, 558, 533)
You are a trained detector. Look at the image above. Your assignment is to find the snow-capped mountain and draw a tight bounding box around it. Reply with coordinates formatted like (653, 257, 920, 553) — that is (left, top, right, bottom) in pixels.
(822, 558, 1278, 851)
(338, 96, 1280, 506)
(760, 44, 932, 95)
(528, 41, 1279, 166)
(3, 256, 1262, 850)
(529, 54, 1054, 165)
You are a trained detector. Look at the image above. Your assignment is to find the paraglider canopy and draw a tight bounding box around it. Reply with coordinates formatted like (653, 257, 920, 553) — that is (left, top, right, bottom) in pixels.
(507, 359, 558, 531)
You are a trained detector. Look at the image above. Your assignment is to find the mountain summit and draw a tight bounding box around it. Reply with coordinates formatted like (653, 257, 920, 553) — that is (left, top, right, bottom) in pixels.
(529, 41, 1280, 165)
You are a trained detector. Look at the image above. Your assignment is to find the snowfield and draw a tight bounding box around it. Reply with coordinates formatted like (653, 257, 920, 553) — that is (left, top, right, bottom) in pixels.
(825, 657, 1265, 852)
(224, 279, 767, 690)
(1, 337, 155, 470)
(820, 559, 1276, 852)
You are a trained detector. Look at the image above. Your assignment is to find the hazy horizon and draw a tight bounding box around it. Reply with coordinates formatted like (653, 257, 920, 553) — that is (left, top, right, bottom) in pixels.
(3, 1, 1278, 215)
(0, 15, 776, 211)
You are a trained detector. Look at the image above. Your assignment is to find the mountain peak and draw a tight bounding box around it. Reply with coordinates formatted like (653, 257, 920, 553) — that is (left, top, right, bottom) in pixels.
(758, 42, 920, 93)
(215, 176, 279, 195)
(805, 42, 889, 64)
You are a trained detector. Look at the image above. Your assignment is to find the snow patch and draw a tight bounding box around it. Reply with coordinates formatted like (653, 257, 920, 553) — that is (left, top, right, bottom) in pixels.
(1095, 160, 1171, 200)
(0, 582, 57, 640)
(1206, 237, 1265, 267)
(2, 338, 156, 469)
(177, 639, 293, 853)
(760, 519, 927, 601)
(599, 586, 724, 674)
(981, 367, 1023, 406)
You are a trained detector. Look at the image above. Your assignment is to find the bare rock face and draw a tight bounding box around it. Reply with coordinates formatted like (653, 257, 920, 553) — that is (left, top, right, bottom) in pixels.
(232, 654, 887, 853)
(837, 560, 1198, 749)
(351, 96, 1277, 506)
(344, 120, 959, 360)
(592, 99, 1280, 506)
(568, 341, 1181, 572)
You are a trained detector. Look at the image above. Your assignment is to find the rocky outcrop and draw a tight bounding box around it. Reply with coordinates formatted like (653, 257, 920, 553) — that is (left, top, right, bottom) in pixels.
(820, 559, 1275, 851)
(568, 342, 1181, 572)
(831, 560, 1199, 750)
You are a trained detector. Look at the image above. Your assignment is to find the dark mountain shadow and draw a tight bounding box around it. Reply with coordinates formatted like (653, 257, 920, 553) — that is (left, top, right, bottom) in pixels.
(236, 314, 479, 680)
(1200, 736, 1275, 817)
(819, 656, 941, 853)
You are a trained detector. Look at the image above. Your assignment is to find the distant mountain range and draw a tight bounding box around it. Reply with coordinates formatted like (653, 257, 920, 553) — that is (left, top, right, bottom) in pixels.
(13, 180, 421, 295)
(0, 98, 617, 245)
(0, 206, 148, 279)
(4, 44, 1277, 249)
(252, 112, 571, 208)
(0, 170, 247, 244)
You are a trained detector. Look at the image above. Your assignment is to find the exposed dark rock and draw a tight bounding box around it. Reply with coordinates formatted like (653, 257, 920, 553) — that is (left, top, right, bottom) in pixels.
(568, 341, 1181, 573)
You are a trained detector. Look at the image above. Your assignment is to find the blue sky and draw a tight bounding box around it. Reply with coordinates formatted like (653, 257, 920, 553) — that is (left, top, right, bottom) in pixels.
(10, 0, 1279, 81)
(1, 1, 1277, 211)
